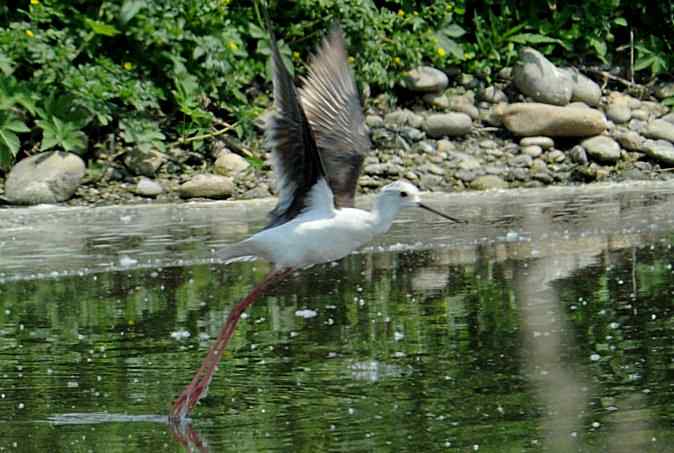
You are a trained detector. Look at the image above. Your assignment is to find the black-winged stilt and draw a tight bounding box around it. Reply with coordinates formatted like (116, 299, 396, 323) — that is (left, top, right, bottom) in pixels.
(170, 23, 460, 421)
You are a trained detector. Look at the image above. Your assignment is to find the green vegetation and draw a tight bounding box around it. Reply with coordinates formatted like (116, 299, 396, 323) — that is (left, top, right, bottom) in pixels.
(0, 0, 672, 171)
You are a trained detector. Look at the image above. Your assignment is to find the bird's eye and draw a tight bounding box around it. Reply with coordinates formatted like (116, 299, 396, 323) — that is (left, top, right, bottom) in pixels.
(400, 191, 408, 198)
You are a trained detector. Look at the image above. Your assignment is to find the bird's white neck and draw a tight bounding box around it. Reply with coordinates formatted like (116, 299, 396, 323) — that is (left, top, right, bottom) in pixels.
(370, 194, 402, 235)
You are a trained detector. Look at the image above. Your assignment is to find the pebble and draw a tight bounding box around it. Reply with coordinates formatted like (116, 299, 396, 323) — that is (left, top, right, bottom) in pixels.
(581, 136, 621, 163)
(424, 112, 472, 138)
(520, 136, 554, 149)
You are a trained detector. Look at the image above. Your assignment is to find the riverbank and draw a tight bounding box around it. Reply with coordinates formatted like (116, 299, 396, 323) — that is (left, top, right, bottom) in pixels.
(1, 47, 673, 208)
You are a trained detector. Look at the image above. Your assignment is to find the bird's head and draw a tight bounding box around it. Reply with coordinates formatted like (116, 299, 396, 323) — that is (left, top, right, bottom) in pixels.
(377, 180, 462, 222)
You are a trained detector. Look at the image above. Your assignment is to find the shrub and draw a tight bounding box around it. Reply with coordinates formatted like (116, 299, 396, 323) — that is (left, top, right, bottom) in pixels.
(0, 0, 671, 173)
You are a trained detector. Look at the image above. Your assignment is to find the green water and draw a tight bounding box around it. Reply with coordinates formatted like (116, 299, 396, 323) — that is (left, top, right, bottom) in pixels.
(2, 184, 674, 452)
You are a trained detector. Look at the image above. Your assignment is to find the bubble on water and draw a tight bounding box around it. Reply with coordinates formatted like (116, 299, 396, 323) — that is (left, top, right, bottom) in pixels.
(348, 407, 355, 415)
(170, 330, 191, 340)
(592, 421, 600, 428)
(590, 353, 601, 361)
(295, 309, 317, 319)
(394, 331, 404, 341)
(119, 256, 137, 267)
(17, 403, 24, 409)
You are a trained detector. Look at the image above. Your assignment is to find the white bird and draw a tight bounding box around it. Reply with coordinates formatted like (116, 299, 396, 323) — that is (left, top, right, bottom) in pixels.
(170, 23, 460, 421)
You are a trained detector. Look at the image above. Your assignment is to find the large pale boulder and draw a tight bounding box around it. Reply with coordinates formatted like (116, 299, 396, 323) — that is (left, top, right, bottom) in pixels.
(402, 66, 448, 93)
(178, 174, 234, 199)
(512, 48, 573, 106)
(495, 103, 608, 137)
(643, 119, 674, 143)
(4, 152, 85, 205)
(423, 113, 472, 138)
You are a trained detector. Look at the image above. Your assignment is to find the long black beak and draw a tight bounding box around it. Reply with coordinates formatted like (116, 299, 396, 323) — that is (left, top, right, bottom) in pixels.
(418, 203, 464, 223)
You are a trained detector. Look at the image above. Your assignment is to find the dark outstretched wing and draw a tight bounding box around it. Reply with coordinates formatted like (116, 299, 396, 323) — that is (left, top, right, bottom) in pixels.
(265, 25, 327, 229)
(299, 26, 371, 208)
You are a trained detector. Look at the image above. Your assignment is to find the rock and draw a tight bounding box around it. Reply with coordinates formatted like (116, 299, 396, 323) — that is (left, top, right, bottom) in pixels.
(454, 169, 477, 182)
(496, 103, 608, 137)
(436, 139, 455, 153)
(384, 109, 424, 129)
(521, 145, 543, 158)
(570, 145, 589, 164)
(510, 154, 533, 167)
(643, 139, 674, 166)
(547, 150, 566, 163)
(605, 103, 631, 124)
(655, 82, 674, 100)
(512, 47, 573, 106)
(241, 184, 271, 199)
(178, 174, 234, 199)
(371, 129, 395, 147)
(450, 152, 482, 170)
(399, 127, 425, 142)
(214, 152, 250, 177)
(643, 119, 674, 143)
(520, 136, 554, 149)
(449, 95, 479, 120)
(124, 148, 167, 177)
(581, 136, 621, 163)
(135, 177, 164, 197)
(413, 141, 434, 154)
(365, 115, 384, 128)
(612, 128, 643, 151)
(605, 92, 632, 124)
(423, 112, 472, 138)
(642, 101, 669, 118)
(470, 175, 508, 190)
(630, 109, 650, 121)
(422, 92, 450, 109)
(479, 139, 498, 149)
(4, 152, 86, 205)
(498, 67, 513, 80)
(660, 112, 674, 125)
(561, 68, 601, 106)
(403, 66, 448, 92)
(479, 86, 508, 104)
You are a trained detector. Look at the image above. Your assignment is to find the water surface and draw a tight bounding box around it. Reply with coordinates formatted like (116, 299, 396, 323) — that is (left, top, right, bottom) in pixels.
(2, 182, 674, 452)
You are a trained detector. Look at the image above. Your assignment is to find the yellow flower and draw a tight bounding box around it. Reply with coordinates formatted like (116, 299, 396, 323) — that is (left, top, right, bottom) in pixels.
(436, 47, 446, 58)
(30, 0, 39, 5)
(25, 30, 34, 38)
(221, 0, 231, 6)
(393, 56, 401, 65)
(348, 56, 355, 65)
(123, 62, 133, 70)
(397, 9, 405, 17)
(446, 3, 453, 11)
(227, 40, 237, 50)
(292, 51, 300, 61)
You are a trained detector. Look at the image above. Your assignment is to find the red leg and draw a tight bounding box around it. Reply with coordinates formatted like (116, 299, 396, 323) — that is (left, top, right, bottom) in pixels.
(169, 267, 294, 422)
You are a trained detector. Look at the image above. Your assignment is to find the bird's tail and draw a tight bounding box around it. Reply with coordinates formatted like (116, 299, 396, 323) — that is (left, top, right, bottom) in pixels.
(215, 241, 257, 265)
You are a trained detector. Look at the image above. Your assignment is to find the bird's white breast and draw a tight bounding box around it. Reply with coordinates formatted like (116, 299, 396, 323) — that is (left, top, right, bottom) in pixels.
(246, 207, 376, 268)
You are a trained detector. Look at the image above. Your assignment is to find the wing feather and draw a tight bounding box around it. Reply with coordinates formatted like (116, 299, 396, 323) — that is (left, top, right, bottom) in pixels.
(265, 26, 327, 229)
(299, 26, 371, 208)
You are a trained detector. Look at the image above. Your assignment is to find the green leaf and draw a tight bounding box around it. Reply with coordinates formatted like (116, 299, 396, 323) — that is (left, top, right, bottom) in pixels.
(85, 18, 120, 37)
(662, 97, 674, 107)
(0, 129, 20, 157)
(613, 17, 628, 26)
(5, 119, 30, 134)
(120, 0, 146, 24)
(442, 24, 465, 38)
(509, 33, 562, 46)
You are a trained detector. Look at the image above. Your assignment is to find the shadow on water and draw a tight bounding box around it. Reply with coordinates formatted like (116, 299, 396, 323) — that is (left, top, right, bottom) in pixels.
(2, 182, 674, 451)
